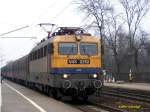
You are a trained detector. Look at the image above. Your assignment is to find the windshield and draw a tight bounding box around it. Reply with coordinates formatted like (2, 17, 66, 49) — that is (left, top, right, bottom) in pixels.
(80, 43, 97, 55)
(59, 42, 77, 55)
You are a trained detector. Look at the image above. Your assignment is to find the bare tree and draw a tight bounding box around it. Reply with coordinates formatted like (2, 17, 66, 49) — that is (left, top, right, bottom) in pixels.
(78, 0, 113, 69)
(78, 0, 113, 36)
(138, 30, 150, 65)
(120, 0, 150, 71)
(104, 9, 126, 80)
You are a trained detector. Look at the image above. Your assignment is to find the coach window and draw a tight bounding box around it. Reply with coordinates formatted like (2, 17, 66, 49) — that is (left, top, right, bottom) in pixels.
(39, 49, 41, 58)
(30, 54, 31, 60)
(34, 51, 37, 60)
(38, 49, 40, 59)
(40, 48, 43, 58)
(36, 51, 38, 60)
(35, 51, 37, 60)
(30, 53, 32, 61)
(44, 45, 47, 56)
(32, 52, 34, 60)
(33, 52, 34, 60)
(33, 52, 35, 60)
(49, 43, 54, 54)
(30, 53, 32, 60)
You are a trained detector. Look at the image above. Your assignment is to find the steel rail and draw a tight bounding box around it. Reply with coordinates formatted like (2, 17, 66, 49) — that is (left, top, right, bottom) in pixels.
(96, 87, 150, 103)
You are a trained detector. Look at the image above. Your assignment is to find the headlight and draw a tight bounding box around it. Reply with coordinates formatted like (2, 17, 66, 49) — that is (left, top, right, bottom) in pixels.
(63, 74, 68, 79)
(93, 74, 98, 78)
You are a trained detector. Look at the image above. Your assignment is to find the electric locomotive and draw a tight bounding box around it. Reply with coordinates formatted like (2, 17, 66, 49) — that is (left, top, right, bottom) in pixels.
(1, 27, 103, 100)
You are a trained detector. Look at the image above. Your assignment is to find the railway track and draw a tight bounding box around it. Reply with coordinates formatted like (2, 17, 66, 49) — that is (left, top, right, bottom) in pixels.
(91, 86, 150, 112)
(52, 86, 150, 112)
(76, 104, 109, 112)
(65, 99, 124, 112)
(97, 87, 150, 103)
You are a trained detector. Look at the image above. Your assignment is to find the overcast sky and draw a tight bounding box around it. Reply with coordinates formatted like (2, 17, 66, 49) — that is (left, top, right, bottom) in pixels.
(0, 0, 150, 66)
(0, 0, 83, 65)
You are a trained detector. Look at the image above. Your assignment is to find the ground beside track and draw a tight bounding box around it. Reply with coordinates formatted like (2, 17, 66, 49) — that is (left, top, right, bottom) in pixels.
(1, 80, 83, 112)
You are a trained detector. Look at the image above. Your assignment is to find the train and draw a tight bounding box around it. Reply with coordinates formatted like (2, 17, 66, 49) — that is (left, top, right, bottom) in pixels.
(1, 27, 103, 100)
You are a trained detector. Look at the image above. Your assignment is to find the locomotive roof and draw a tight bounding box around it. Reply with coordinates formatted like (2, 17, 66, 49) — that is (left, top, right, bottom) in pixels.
(30, 37, 52, 53)
(30, 27, 83, 52)
(30, 27, 98, 53)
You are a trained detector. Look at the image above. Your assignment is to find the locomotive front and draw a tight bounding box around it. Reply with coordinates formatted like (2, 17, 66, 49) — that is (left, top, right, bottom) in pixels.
(49, 27, 103, 99)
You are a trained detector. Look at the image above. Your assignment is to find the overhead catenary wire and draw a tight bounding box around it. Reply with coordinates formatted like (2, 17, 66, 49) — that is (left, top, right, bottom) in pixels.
(0, 1, 58, 39)
(79, 14, 91, 29)
(51, 0, 73, 21)
(0, 26, 29, 37)
(0, 0, 73, 39)
(35, 0, 74, 35)
(31, 0, 73, 26)
(0, 25, 37, 39)
(1, 37, 37, 39)
(31, 0, 59, 26)
(30, 1, 73, 38)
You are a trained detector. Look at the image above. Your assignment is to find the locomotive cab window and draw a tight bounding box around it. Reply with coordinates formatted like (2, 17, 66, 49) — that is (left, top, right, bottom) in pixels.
(59, 42, 77, 55)
(80, 43, 97, 55)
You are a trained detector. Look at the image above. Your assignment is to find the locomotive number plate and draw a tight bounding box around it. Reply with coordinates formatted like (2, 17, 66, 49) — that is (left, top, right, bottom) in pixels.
(68, 59, 90, 64)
